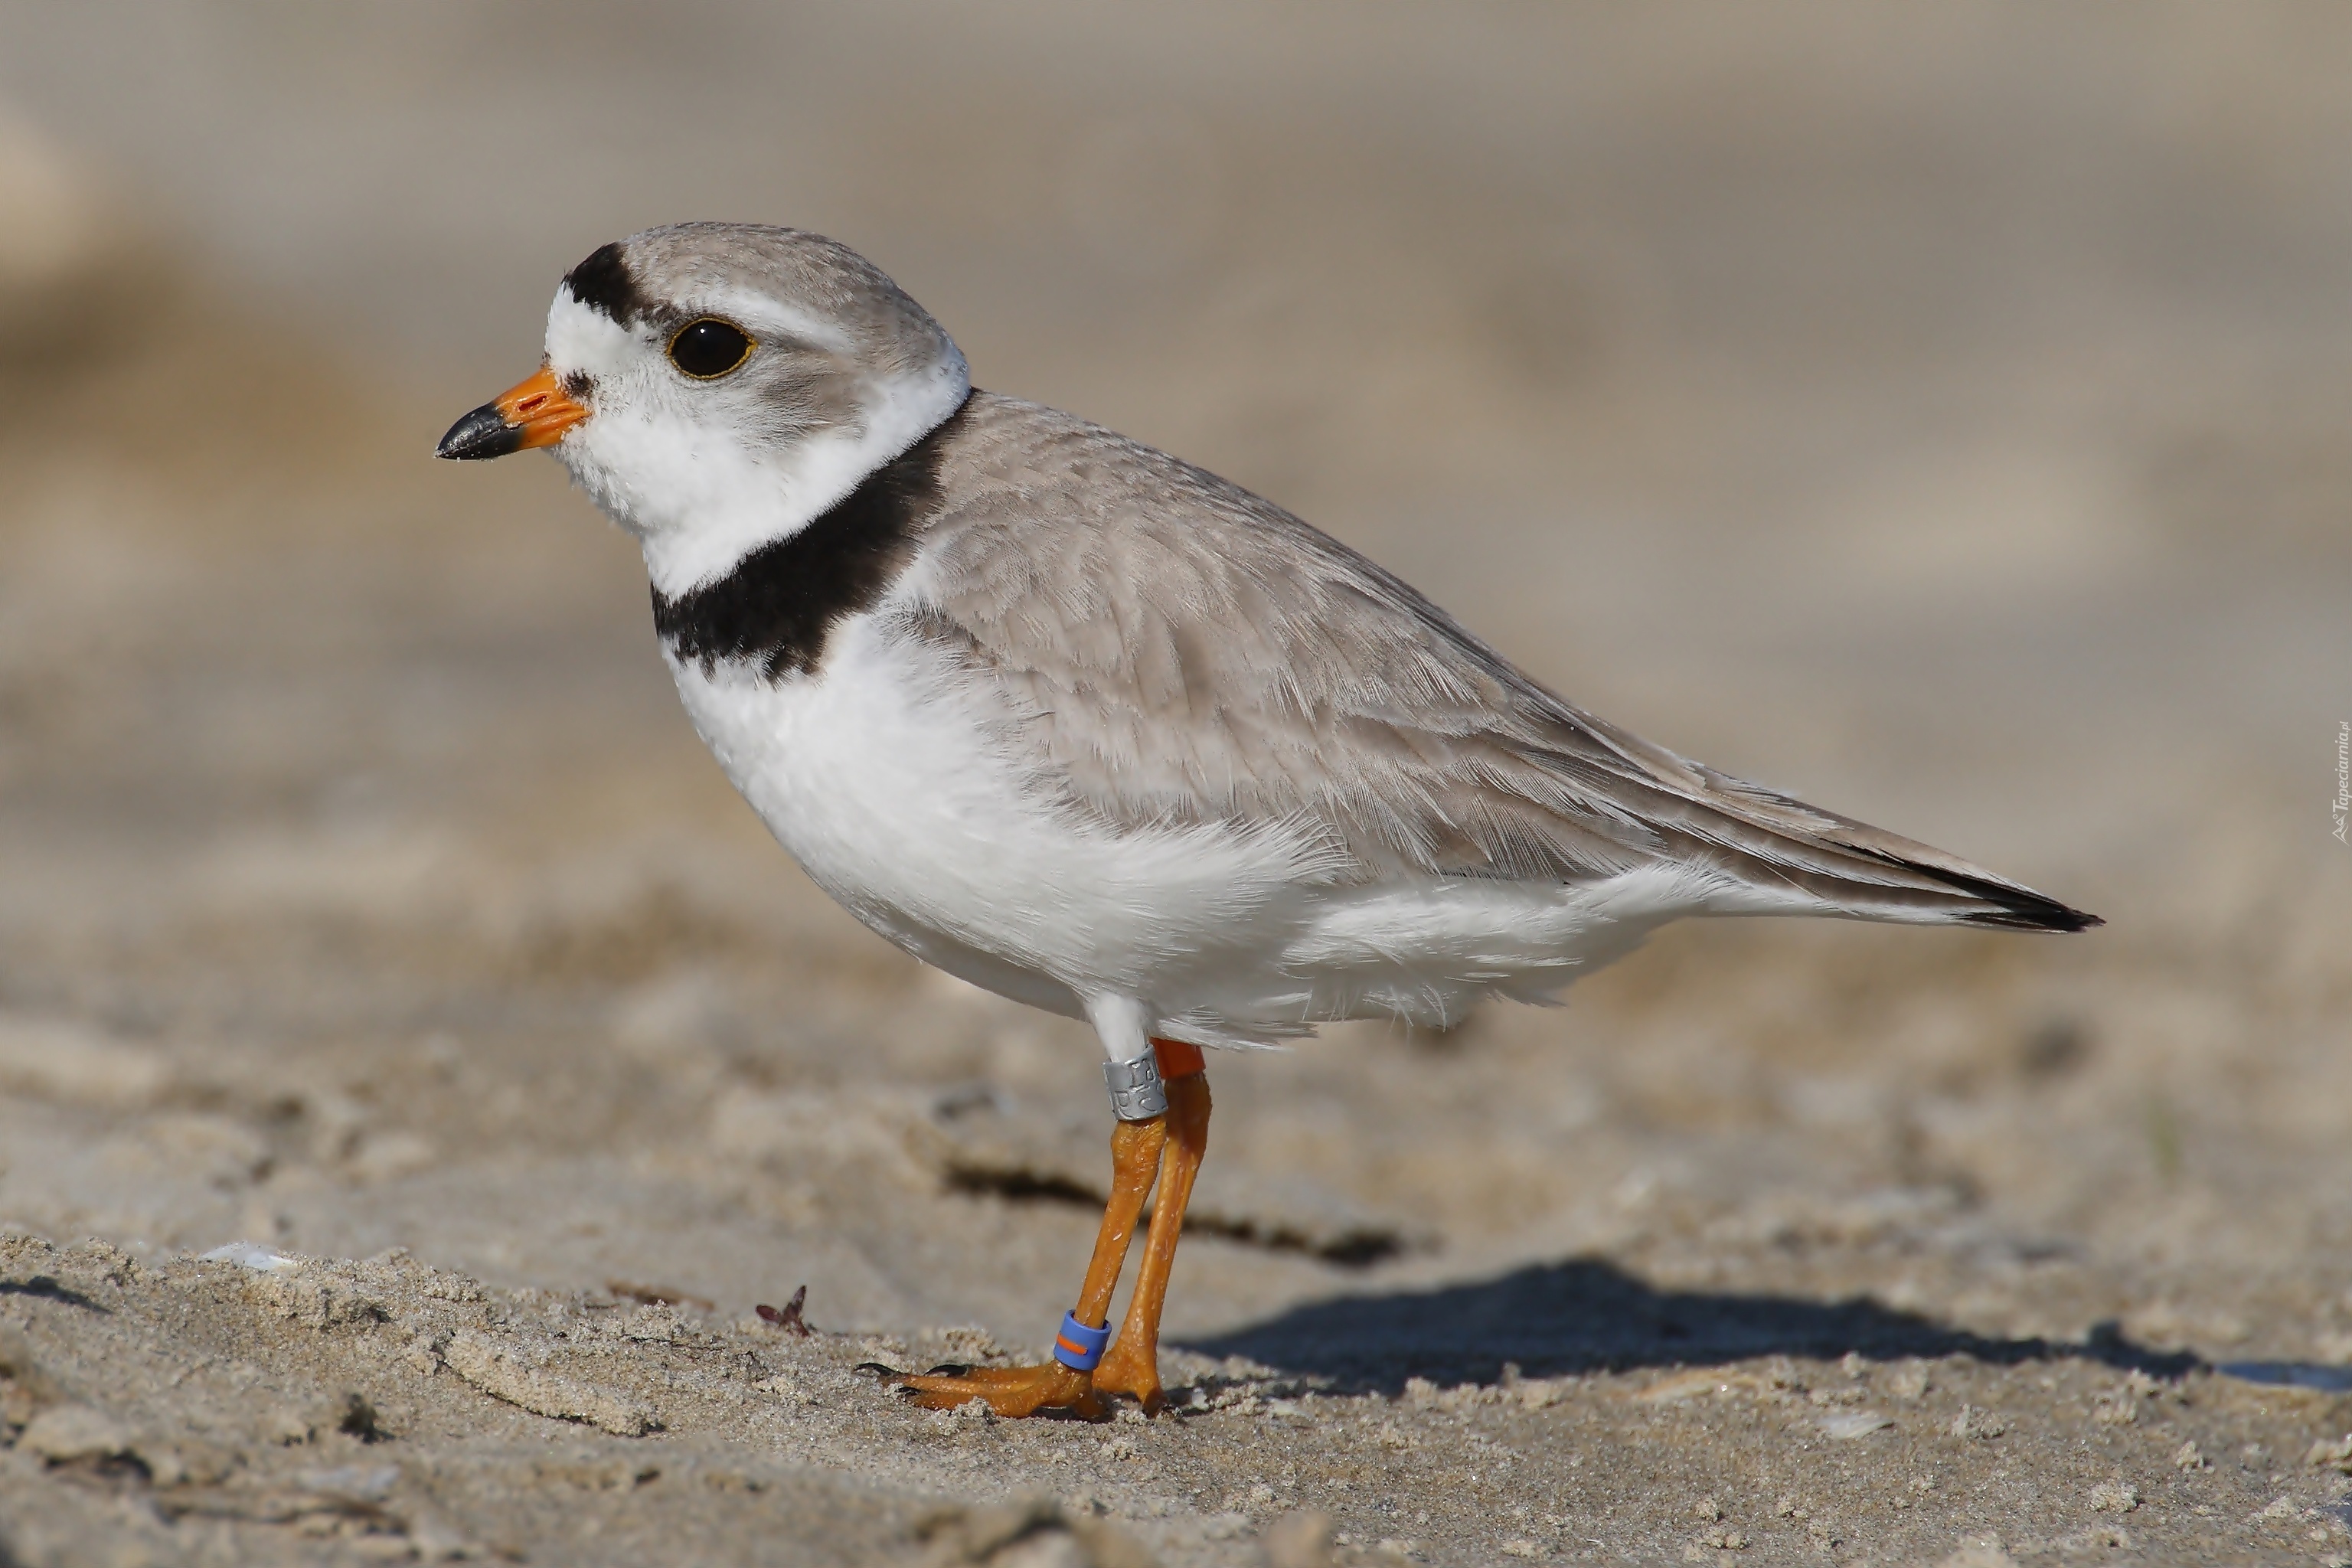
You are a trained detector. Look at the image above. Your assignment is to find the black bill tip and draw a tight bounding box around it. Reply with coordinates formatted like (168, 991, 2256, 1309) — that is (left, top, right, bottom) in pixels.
(435, 402, 522, 461)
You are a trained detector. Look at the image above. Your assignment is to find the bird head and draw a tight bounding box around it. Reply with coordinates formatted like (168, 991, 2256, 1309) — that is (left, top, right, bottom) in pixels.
(437, 223, 968, 596)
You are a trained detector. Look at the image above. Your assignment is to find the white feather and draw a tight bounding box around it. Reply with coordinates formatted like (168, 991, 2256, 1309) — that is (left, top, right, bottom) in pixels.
(666, 608, 1736, 1050)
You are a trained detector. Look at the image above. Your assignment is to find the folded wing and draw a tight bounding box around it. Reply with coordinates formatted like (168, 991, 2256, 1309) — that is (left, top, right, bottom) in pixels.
(905, 395, 2096, 934)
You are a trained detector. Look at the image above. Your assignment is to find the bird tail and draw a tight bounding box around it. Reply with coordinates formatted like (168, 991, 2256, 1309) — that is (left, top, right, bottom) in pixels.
(1672, 765, 2101, 933)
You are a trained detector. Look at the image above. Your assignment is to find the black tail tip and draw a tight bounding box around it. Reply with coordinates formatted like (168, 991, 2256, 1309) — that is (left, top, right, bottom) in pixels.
(1945, 877, 2102, 933)
(1968, 901, 2102, 934)
(1898, 858, 2101, 933)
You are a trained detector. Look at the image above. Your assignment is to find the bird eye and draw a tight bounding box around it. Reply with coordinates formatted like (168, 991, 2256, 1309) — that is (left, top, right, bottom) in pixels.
(667, 318, 755, 379)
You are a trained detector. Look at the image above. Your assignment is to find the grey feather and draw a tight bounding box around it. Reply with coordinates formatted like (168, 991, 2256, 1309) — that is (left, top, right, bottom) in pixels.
(895, 394, 2096, 933)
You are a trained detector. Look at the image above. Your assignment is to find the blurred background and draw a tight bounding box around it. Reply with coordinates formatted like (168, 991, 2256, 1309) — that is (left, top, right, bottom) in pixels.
(0, 2, 2347, 1362)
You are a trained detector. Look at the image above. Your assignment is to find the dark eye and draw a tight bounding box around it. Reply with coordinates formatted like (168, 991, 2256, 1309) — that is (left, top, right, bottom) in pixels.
(667, 318, 755, 379)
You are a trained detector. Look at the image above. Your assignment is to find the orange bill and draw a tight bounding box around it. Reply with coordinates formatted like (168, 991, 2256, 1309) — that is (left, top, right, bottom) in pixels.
(435, 365, 589, 460)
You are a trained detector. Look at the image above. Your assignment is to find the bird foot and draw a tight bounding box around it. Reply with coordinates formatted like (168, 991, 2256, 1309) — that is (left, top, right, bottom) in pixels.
(1090, 1341, 1167, 1416)
(894, 1361, 1104, 1419)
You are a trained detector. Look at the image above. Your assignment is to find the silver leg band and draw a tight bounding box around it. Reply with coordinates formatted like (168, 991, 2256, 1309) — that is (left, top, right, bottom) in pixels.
(1102, 1054, 1168, 1122)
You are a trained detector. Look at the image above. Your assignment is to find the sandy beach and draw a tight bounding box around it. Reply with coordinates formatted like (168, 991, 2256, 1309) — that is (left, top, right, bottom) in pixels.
(1, 6, 2349, 1563)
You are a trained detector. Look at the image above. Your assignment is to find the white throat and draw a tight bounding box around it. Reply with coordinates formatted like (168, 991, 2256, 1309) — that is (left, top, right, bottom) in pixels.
(632, 361, 965, 598)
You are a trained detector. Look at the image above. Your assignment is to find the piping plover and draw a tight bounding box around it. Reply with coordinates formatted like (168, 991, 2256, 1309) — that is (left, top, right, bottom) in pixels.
(439, 222, 2096, 1417)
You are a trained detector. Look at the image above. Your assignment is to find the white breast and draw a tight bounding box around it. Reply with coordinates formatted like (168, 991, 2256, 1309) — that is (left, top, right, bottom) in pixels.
(663, 611, 1710, 1048)
(662, 613, 1341, 1032)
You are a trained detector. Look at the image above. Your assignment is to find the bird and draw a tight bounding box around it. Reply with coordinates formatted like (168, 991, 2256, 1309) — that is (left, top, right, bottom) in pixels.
(438, 221, 2097, 1419)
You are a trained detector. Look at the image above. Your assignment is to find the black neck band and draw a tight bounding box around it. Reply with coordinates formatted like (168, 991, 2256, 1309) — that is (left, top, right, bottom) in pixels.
(652, 395, 970, 680)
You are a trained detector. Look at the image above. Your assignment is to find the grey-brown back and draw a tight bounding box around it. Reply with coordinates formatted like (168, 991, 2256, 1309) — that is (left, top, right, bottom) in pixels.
(893, 394, 2093, 933)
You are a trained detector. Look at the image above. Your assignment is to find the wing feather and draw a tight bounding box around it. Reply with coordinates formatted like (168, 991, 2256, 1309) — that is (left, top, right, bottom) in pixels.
(900, 394, 2095, 933)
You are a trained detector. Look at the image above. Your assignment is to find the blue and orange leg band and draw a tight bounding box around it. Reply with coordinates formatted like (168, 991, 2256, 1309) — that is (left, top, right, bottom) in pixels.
(1051, 1310, 1112, 1372)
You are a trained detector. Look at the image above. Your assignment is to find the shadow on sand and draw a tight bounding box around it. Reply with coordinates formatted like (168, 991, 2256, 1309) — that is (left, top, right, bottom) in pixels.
(1184, 1256, 2201, 1396)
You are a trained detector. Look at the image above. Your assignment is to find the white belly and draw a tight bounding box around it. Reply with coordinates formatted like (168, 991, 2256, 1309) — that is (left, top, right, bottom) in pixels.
(665, 616, 1335, 1025)
(665, 616, 1703, 1047)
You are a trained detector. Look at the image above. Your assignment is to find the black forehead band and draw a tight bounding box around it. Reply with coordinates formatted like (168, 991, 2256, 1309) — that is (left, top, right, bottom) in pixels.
(561, 242, 648, 327)
(559, 243, 831, 352)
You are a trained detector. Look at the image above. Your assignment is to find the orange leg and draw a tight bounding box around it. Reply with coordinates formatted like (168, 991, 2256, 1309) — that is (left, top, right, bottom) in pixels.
(897, 1106, 1168, 1416)
(1093, 1041, 1210, 1415)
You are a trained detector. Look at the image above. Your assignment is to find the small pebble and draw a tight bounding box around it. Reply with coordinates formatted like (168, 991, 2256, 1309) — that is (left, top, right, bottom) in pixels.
(20, 1405, 132, 1462)
(2088, 1481, 2138, 1514)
